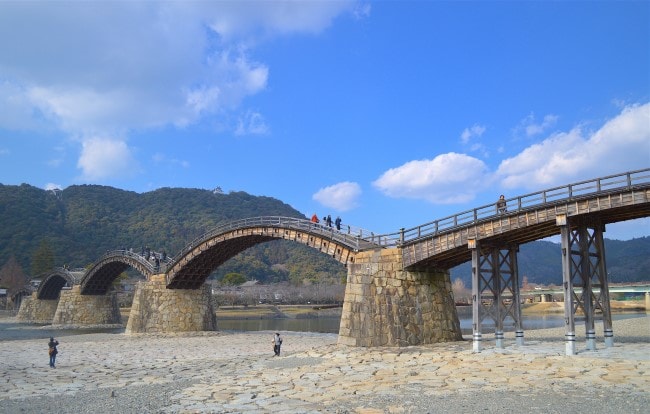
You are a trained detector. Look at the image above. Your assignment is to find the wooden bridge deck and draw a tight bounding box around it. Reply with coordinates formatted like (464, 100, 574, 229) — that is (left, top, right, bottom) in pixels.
(401, 185, 650, 269)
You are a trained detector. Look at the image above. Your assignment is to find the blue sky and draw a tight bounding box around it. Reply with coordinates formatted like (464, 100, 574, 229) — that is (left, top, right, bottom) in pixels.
(1, 1, 649, 240)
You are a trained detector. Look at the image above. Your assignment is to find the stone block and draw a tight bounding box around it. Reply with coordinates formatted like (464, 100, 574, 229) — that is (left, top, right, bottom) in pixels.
(16, 294, 59, 324)
(126, 279, 216, 334)
(338, 248, 462, 347)
(51, 287, 121, 326)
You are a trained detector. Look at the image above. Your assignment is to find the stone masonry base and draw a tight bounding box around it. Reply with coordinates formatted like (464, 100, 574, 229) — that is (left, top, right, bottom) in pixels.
(52, 285, 122, 326)
(126, 274, 216, 334)
(16, 293, 59, 324)
(338, 248, 463, 347)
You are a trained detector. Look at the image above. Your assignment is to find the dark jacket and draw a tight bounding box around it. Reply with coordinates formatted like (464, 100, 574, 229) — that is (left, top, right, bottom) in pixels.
(48, 339, 59, 355)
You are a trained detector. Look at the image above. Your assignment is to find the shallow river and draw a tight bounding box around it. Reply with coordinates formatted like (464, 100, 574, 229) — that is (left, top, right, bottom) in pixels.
(1, 311, 646, 342)
(217, 311, 647, 335)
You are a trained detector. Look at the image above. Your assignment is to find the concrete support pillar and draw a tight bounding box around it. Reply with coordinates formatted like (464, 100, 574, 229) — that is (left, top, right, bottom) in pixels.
(16, 293, 59, 324)
(338, 248, 462, 347)
(515, 329, 525, 346)
(126, 274, 216, 334)
(52, 286, 122, 326)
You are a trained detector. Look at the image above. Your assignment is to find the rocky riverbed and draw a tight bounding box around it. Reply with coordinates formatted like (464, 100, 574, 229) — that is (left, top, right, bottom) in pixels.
(0, 315, 648, 413)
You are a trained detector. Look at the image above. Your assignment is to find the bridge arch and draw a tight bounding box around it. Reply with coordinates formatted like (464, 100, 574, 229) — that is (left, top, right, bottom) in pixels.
(79, 250, 158, 295)
(165, 216, 380, 289)
(37, 268, 85, 299)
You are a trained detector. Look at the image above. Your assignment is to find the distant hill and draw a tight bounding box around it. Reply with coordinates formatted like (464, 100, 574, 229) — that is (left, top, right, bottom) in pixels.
(0, 183, 648, 285)
(451, 237, 650, 286)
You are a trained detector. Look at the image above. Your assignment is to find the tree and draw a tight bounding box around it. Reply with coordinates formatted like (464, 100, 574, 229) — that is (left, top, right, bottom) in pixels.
(222, 272, 247, 286)
(31, 239, 55, 277)
(0, 256, 29, 297)
(452, 278, 471, 304)
(112, 271, 130, 289)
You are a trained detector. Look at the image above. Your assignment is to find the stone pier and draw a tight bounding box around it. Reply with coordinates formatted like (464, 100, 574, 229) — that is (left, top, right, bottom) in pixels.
(16, 293, 59, 324)
(126, 274, 216, 334)
(51, 286, 122, 326)
(338, 248, 463, 347)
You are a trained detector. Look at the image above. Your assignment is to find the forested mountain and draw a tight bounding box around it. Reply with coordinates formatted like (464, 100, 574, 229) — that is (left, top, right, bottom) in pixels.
(0, 183, 648, 285)
(0, 184, 346, 284)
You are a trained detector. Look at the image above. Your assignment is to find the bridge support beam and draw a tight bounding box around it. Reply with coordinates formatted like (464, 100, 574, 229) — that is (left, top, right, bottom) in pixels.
(338, 248, 462, 347)
(52, 286, 122, 326)
(558, 215, 613, 355)
(469, 241, 523, 352)
(16, 293, 59, 324)
(126, 274, 216, 334)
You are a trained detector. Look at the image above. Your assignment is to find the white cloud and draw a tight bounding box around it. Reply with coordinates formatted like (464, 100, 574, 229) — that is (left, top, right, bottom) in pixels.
(497, 103, 650, 189)
(515, 113, 559, 137)
(77, 138, 138, 181)
(460, 124, 486, 144)
(185, 86, 222, 119)
(0, 1, 358, 181)
(0, 81, 47, 130)
(235, 111, 269, 136)
(312, 182, 362, 211)
(372, 153, 489, 204)
(206, 1, 360, 42)
(353, 2, 372, 19)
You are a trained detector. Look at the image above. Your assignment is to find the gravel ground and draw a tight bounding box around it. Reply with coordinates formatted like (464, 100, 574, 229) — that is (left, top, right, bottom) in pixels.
(6, 385, 649, 414)
(0, 316, 648, 413)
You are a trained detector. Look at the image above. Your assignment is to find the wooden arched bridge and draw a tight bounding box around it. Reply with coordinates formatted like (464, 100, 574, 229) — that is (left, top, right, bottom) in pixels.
(164, 216, 381, 289)
(17, 168, 650, 354)
(37, 267, 85, 300)
(80, 250, 172, 295)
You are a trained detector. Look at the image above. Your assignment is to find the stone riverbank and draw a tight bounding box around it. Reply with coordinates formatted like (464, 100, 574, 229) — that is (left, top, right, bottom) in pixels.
(0, 315, 648, 413)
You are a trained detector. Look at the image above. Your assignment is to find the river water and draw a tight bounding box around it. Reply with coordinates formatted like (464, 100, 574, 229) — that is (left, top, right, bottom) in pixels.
(2, 311, 646, 342)
(217, 311, 648, 335)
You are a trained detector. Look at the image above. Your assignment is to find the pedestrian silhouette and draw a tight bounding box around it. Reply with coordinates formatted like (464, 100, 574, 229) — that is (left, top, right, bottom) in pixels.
(496, 195, 507, 214)
(272, 332, 283, 356)
(48, 337, 59, 368)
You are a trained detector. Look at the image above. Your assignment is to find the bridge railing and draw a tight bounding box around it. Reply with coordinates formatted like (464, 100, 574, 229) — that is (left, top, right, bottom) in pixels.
(377, 168, 650, 246)
(170, 216, 383, 264)
(96, 249, 174, 274)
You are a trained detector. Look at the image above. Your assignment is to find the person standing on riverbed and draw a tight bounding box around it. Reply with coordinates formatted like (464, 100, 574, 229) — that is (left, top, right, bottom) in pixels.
(272, 332, 283, 356)
(48, 337, 59, 368)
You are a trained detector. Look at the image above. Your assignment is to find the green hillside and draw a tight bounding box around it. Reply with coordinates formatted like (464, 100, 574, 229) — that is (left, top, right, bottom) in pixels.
(0, 184, 346, 284)
(0, 183, 648, 286)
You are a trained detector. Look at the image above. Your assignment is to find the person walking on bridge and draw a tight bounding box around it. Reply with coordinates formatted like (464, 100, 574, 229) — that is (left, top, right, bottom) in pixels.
(496, 195, 507, 214)
(311, 213, 320, 229)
